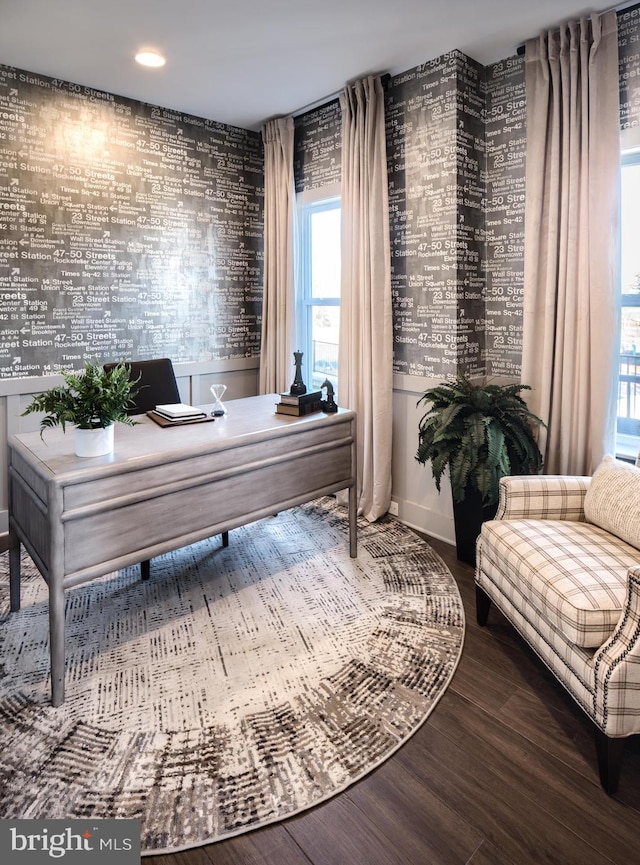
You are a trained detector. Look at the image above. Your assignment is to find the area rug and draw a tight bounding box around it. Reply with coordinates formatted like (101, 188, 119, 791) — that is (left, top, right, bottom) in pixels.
(0, 497, 464, 855)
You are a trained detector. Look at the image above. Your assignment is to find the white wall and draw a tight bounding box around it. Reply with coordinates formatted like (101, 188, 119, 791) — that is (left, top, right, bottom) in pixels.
(391, 375, 455, 545)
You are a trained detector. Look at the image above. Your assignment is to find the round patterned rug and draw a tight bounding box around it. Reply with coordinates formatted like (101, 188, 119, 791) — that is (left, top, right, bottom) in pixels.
(0, 497, 464, 855)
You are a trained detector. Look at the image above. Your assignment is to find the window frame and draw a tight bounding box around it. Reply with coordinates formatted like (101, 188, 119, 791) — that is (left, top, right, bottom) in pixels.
(617, 151, 640, 456)
(295, 184, 341, 390)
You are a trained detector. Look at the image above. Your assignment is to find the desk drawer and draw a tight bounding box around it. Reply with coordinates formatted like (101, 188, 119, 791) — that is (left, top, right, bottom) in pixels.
(63, 435, 353, 577)
(62, 420, 352, 512)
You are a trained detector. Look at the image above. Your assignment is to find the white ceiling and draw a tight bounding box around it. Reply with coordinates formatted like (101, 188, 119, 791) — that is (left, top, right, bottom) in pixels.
(0, 0, 620, 131)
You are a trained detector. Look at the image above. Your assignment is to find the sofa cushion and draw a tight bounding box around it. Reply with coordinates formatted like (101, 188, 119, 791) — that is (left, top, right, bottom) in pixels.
(584, 455, 640, 550)
(479, 518, 639, 647)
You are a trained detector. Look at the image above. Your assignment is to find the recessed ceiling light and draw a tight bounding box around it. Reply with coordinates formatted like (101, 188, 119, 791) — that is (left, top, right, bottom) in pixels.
(135, 50, 166, 68)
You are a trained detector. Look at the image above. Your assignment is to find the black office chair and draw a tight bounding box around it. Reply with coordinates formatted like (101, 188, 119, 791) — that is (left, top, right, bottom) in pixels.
(103, 358, 229, 578)
(103, 357, 180, 415)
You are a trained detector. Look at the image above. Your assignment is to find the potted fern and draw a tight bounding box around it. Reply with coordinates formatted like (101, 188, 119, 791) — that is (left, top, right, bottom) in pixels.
(22, 360, 141, 457)
(415, 373, 544, 565)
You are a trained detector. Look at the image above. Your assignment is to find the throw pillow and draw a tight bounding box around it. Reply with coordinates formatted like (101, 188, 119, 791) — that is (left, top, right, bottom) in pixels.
(584, 455, 640, 551)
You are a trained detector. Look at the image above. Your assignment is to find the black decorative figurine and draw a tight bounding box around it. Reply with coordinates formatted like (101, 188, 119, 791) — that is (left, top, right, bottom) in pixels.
(320, 378, 338, 412)
(290, 350, 307, 395)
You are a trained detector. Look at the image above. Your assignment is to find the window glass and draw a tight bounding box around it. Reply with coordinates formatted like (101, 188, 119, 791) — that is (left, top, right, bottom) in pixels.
(311, 208, 341, 298)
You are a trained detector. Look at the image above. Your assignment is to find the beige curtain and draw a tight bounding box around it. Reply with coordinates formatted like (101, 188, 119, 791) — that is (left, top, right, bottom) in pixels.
(259, 117, 296, 395)
(522, 11, 620, 476)
(339, 76, 393, 521)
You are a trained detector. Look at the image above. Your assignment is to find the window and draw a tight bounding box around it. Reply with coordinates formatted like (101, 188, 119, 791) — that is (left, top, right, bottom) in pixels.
(617, 153, 640, 459)
(296, 190, 341, 392)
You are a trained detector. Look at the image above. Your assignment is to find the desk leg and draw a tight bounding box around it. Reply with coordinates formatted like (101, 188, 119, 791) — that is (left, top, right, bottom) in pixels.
(49, 582, 66, 707)
(349, 484, 357, 558)
(9, 533, 21, 612)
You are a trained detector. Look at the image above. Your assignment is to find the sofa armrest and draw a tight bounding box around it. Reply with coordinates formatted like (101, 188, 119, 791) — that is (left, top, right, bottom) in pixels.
(592, 566, 640, 735)
(495, 475, 591, 521)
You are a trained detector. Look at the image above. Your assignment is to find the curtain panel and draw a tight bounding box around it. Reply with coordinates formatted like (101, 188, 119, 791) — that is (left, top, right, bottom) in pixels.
(339, 76, 393, 521)
(522, 11, 620, 475)
(259, 116, 296, 395)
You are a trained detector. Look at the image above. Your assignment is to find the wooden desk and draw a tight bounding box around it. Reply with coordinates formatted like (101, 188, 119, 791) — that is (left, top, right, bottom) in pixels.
(8, 395, 357, 706)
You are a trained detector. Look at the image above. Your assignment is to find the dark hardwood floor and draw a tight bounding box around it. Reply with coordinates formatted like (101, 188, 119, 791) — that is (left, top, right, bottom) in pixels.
(135, 533, 640, 863)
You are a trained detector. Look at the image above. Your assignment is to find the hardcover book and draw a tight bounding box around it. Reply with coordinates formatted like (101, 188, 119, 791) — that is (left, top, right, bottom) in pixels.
(278, 390, 322, 406)
(154, 403, 207, 420)
(147, 411, 215, 427)
(275, 400, 322, 417)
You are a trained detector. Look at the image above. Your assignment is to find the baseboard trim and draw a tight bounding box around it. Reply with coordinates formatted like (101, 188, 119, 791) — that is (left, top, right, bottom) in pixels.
(394, 499, 455, 547)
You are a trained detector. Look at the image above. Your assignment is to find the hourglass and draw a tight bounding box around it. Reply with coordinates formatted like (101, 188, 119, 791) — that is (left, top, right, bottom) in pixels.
(210, 383, 227, 416)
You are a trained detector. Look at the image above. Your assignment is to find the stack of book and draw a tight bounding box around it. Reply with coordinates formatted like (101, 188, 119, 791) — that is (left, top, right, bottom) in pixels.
(275, 390, 322, 416)
(152, 403, 208, 423)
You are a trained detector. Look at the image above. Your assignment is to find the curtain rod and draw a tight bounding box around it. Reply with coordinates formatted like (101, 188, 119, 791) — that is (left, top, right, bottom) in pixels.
(291, 90, 342, 120)
(516, 0, 640, 56)
(291, 73, 391, 120)
(598, 0, 640, 14)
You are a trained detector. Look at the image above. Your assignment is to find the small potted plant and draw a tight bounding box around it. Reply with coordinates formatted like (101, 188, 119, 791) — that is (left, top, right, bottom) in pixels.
(22, 360, 141, 457)
(415, 373, 545, 565)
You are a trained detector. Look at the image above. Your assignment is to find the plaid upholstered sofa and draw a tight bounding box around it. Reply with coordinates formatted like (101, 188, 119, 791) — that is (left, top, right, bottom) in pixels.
(475, 455, 640, 794)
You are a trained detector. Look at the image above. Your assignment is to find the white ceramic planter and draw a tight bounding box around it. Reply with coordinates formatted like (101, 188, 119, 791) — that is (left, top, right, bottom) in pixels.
(74, 424, 114, 457)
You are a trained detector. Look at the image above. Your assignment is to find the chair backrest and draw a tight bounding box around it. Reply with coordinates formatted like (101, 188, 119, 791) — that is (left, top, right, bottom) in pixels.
(103, 358, 181, 415)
